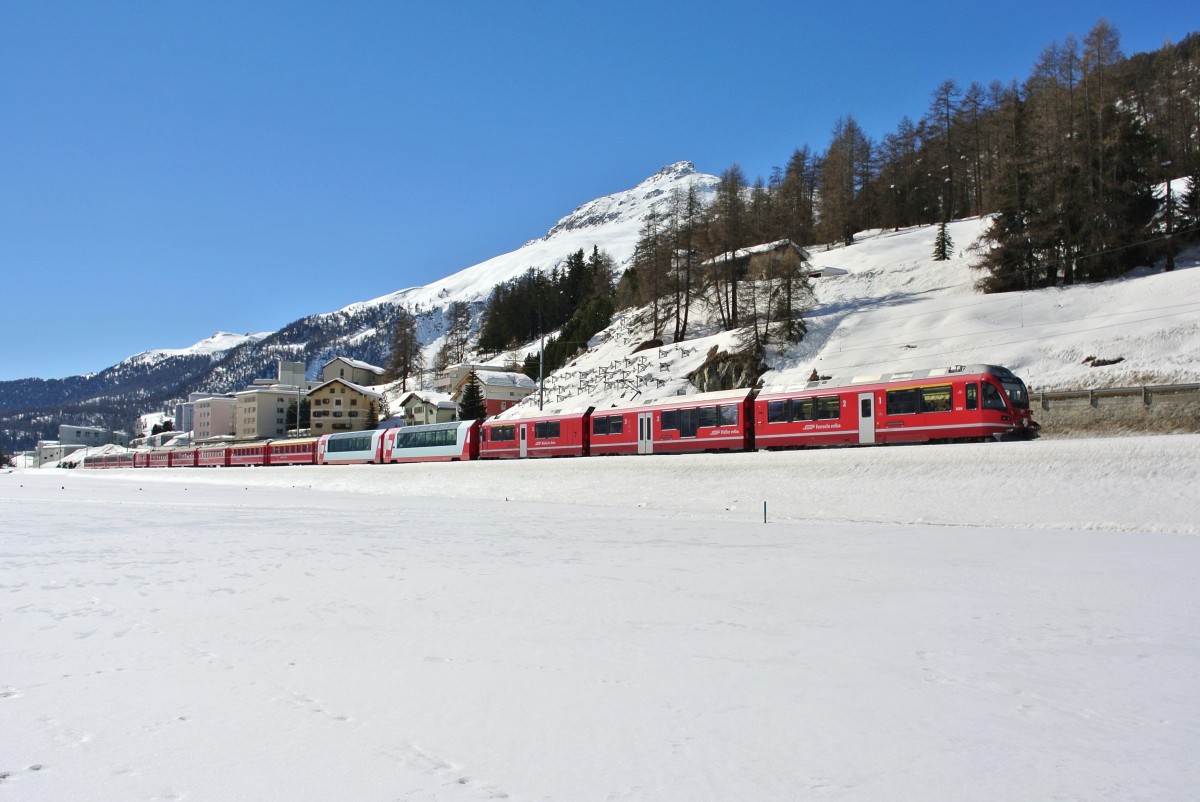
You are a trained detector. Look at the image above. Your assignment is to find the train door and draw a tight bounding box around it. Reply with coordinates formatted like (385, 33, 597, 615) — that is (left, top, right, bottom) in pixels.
(637, 412, 654, 454)
(519, 424, 528, 458)
(857, 392, 876, 444)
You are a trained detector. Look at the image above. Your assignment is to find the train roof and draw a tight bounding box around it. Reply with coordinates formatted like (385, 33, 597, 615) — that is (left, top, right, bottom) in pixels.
(761, 364, 1020, 394)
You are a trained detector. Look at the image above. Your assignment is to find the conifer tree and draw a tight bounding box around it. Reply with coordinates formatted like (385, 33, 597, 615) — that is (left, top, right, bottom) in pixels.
(933, 222, 954, 261)
(457, 371, 487, 420)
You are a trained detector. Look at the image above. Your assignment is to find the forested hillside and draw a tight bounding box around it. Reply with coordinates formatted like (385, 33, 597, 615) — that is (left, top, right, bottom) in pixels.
(697, 22, 1199, 287)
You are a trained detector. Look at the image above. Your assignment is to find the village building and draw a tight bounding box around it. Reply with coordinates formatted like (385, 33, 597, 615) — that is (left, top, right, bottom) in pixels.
(432, 362, 520, 394)
(397, 391, 459, 426)
(308, 378, 383, 435)
(194, 395, 238, 441)
(321, 357, 386, 386)
(58, 424, 127, 448)
(235, 386, 302, 441)
(452, 370, 536, 417)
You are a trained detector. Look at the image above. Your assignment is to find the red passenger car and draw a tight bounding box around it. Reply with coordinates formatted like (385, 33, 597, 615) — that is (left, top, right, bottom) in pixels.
(196, 445, 231, 467)
(147, 451, 171, 468)
(595, 389, 756, 456)
(479, 409, 592, 459)
(170, 448, 197, 467)
(268, 438, 319, 466)
(133, 451, 151, 468)
(754, 364, 1036, 449)
(228, 443, 269, 466)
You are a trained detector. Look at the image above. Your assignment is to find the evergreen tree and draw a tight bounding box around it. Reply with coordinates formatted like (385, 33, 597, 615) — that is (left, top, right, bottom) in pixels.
(364, 401, 379, 430)
(932, 221, 954, 261)
(975, 85, 1040, 292)
(457, 371, 487, 420)
(1182, 173, 1200, 244)
(285, 398, 311, 431)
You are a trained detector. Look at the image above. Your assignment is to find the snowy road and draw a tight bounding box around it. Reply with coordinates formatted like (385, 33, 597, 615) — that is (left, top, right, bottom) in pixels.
(2, 436, 1198, 800)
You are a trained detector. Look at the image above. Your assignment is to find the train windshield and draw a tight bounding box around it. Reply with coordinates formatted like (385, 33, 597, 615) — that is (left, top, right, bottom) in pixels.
(999, 377, 1030, 408)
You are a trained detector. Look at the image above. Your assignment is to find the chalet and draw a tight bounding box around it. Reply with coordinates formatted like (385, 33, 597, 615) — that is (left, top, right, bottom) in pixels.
(397, 391, 459, 425)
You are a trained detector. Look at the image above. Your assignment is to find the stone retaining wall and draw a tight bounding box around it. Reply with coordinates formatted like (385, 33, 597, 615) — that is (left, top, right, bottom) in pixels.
(1033, 386, 1200, 438)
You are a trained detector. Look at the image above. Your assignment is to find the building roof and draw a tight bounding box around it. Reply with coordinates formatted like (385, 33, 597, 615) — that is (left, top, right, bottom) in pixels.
(323, 357, 385, 375)
(701, 238, 811, 267)
(398, 390, 458, 409)
(469, 371, 536, 389)
(308, 377, 384, 399)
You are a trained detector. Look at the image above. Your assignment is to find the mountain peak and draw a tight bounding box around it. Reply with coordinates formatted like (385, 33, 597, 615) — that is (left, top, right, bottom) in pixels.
(646, 161, 697, 182)
(539, 162, 716, 241)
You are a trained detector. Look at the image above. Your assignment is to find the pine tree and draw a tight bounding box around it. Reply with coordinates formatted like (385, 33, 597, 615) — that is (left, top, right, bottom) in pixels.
(1182, 173, 1200, 243)
(457, 371, 487, 420)
(364, 401, 379, 430)
(932, 222, 954, 261)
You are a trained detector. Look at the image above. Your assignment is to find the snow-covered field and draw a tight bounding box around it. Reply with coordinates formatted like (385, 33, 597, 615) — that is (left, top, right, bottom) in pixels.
(3, 435, 1198, 800)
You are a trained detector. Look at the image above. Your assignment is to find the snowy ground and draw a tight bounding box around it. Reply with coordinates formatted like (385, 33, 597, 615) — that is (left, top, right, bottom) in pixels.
(3, 435, 1198, 801)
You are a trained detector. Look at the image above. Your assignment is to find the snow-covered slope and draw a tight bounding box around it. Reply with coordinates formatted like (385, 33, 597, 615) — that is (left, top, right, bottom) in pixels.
(496, 217, 1200, 420)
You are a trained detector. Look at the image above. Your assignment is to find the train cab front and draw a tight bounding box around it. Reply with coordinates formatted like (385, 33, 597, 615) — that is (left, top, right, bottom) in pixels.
(988, 366, 1039, 441)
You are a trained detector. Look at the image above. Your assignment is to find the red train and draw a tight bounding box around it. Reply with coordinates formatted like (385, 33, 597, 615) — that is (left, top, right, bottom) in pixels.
(80, 364, 1036, 470)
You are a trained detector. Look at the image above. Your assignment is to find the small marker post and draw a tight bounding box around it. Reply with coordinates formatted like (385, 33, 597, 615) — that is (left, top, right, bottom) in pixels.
(763, 501, 767, 524)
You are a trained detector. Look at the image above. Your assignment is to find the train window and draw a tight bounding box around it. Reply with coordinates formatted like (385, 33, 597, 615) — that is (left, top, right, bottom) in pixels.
(699, 406, 717, 429)
(982, 382, 1007, 411)
(966, 383, 978, 410)
(490, 425, 515, 442)
(886, 389, 918, 415)
(815, 396, 840, 420)
(920, 385, 952, 413)
(767, 401, 786, 423)
(661, 410, 679, 431)
(594, 415, 623, 435)
(534, 421, 561, 438)
(791, 398, 815, 421)
(719, 404, 738, 426)
(679, 408, 700, 437)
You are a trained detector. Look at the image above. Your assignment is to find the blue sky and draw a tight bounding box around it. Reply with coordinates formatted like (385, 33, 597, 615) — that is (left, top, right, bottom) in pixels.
(0, 1, 1190, 380)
